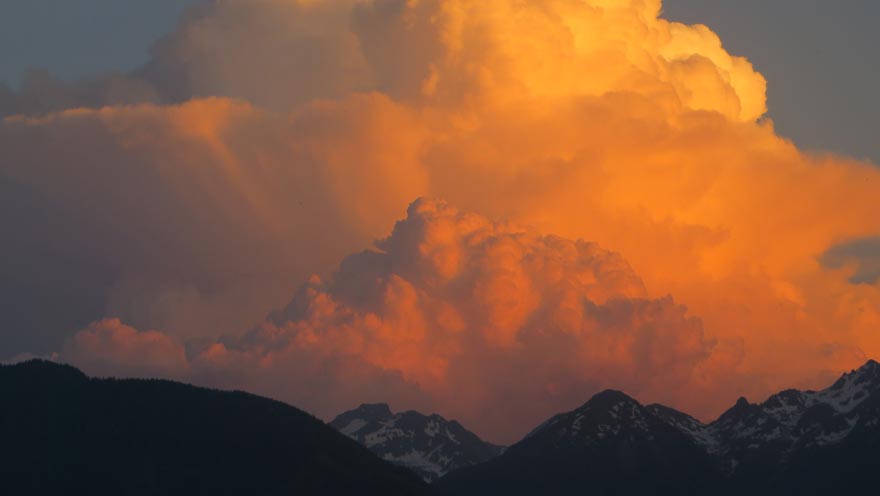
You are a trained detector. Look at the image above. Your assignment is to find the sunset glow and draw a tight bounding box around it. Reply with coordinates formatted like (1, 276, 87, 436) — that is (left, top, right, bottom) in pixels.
(3, 0, 879, 445)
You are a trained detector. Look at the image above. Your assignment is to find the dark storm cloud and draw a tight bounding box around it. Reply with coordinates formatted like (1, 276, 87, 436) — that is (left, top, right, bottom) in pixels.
(0, 0, 370, 117)
(821, 237, 880, 285)
(0, 69, 161, 117)
(0, 0, 194, 83)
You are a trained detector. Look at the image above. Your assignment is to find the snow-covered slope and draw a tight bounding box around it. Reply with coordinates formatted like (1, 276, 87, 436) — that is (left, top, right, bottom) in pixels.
(647, 359, 880, 469)
(329, 403, 504, 482)
(439, 389, 720, 495)
(524, 390, 657, 446)
(436, 359, 880, 495)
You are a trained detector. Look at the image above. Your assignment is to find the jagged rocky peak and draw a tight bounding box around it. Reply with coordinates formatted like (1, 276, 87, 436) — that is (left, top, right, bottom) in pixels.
(660, 359, 880, 459)
(526, 361, 880, 459)
(799, 359, 880, 416)
(829, 358, 880, 391)
(714, 396, 758, 424)
(330, 403, 503, 483)
(436, 362, 880, 494)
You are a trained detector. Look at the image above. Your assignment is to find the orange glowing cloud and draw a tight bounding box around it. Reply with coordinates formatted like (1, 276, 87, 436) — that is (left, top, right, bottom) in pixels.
(63, 199, 713, 442)
(2, 0, 880, 442)
(61, 319, 189, 379)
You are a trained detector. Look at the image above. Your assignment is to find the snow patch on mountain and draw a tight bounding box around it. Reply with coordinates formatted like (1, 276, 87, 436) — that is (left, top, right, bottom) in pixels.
(525, 360, 880, 476)
(329, 404, 504, 482)
(647, 360, 880, 468)
(338, 418, 367, 436)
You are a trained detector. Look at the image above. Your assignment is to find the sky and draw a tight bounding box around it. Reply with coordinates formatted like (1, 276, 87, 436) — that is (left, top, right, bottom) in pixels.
(663, 0, 880, 164)
(1, 0, 880, 444)
(0, 0, 191, 83)
(2, 0, 878, 163)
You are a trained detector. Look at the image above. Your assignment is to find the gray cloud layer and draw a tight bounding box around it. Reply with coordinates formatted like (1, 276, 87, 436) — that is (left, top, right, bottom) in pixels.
(822, 237, 880, 285)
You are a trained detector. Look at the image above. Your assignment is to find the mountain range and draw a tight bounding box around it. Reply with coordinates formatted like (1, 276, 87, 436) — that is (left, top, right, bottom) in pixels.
(5, 358, 880, 494)
(435, 359, 880, 495)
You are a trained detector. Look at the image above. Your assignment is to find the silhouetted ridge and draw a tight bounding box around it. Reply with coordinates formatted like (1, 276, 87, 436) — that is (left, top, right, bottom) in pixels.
(5, 358, 87, 381)
(0, 361, 426, 495)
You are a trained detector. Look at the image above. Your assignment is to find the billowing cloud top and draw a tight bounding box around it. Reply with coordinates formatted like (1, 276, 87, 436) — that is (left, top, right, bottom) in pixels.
(4, 0, 765, 121)
(62, 198, 713, 441)
(2, 0, 880, 442)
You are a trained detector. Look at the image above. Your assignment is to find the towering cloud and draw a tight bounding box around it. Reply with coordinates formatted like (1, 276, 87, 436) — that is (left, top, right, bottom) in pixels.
(62, 199, 714, 441)
(1, 0, 766, 118)
(2, 0, 880, 440)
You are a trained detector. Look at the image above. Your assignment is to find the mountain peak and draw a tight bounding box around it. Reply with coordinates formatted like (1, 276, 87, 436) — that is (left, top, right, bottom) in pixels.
(581, 389, 639, 410)
(829, 359, 880, 392)
(521, 389, 654, 445)
(441, 362, 880, 494)
(714, 396, 756, 425)
(853, 359, 880, 384)
(330, 404, 503, 482)
(856, 359, 880, 375)
(353, 402, 393, 419)
(594, 388, 634, 400)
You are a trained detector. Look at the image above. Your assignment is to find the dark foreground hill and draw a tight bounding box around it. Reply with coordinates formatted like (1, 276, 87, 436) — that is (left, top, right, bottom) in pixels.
(0, 360, 427, 496)
(437, 360, 880, 495)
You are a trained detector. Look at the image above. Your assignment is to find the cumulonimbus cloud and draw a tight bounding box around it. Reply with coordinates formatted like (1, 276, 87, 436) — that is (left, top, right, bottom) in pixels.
(61, 199, 714, 442)
(1, 0, 766, 119)
(2, 0, 880, 440)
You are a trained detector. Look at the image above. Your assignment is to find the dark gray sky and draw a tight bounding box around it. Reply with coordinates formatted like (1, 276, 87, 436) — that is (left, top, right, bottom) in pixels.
(663, 0, 880, 164)
(1, 0, 877, 162)
(0, 0, 190, 83)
